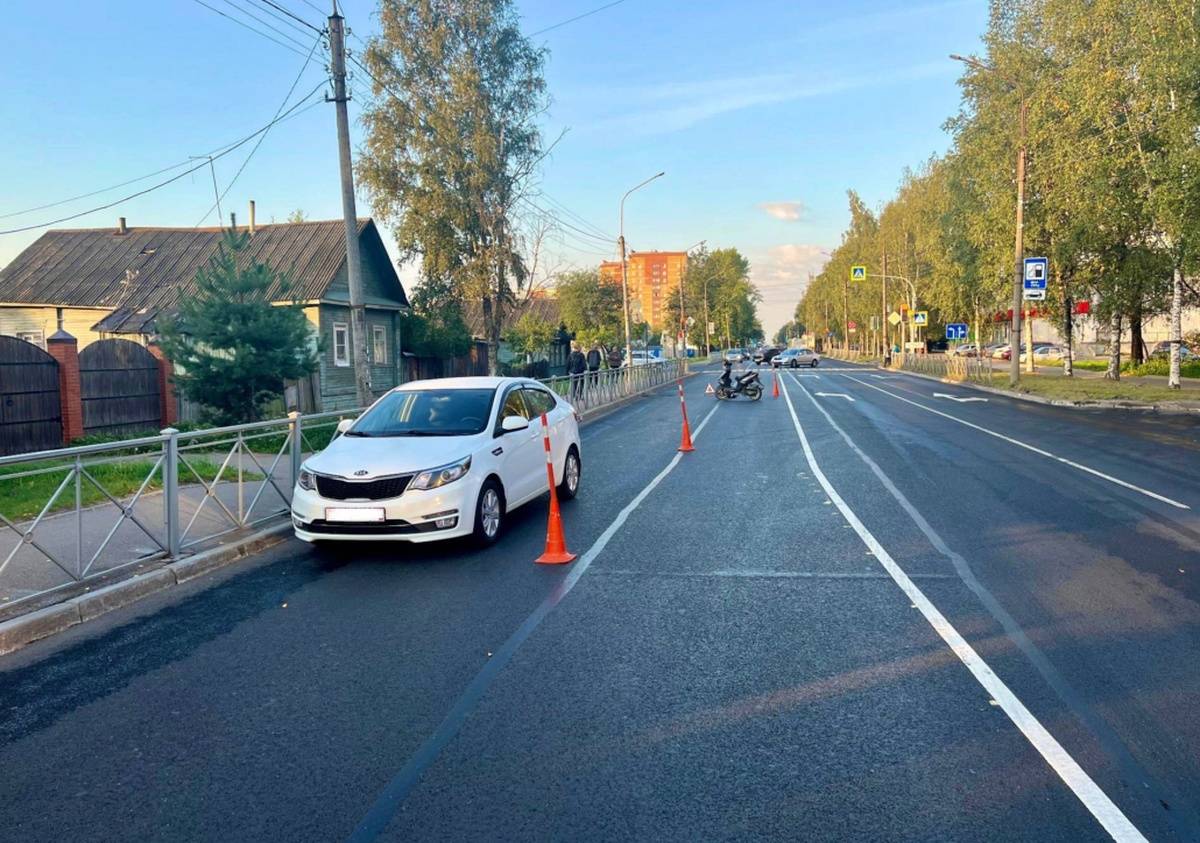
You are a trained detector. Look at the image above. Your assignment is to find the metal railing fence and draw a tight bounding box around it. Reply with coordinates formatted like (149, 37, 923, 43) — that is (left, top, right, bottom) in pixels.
(0, 361, 685, 614)
(889, 353, 992, 383)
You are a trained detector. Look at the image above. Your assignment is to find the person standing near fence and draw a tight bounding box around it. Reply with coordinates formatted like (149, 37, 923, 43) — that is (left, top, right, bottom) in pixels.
(568, 341, 587, 401)
(586, 342, 602, 393)
(606, 344, 622, 370)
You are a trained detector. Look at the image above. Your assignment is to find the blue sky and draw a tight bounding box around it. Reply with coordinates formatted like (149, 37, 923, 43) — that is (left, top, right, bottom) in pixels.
(0, 0, 989, 336)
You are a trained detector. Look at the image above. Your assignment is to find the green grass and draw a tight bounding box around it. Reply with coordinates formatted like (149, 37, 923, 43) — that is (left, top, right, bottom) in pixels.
(0, 458, 262, 523)
(990, 373, 1200, 404)
(1070, 358, 1200, 377)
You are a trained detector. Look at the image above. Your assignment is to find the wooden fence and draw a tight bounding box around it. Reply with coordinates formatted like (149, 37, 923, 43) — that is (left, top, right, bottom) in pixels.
(403, 341, 490, 382)
(0, 336, 62, 455)
(78, 339, 162, 436)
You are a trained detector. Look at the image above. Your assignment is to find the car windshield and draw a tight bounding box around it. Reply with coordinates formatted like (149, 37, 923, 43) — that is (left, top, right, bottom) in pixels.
(347, 388, 496, 437)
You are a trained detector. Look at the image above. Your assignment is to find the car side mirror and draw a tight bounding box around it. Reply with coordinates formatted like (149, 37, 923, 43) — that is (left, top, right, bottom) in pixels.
(501, 415, 529, 433)
(336, 418, 353, 435)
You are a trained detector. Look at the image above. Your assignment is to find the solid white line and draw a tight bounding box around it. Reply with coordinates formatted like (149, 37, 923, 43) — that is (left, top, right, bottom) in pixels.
(842, 374, 1189, 510)
(779, 374, 1147, 843)
(814, 392, 854, 401)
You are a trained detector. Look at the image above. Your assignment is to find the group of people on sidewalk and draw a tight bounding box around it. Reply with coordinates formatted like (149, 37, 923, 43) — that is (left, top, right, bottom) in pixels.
(566, 341, 624, 400)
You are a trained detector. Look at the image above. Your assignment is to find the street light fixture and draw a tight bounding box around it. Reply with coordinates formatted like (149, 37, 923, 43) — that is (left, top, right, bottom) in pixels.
(619, 172, 665, 367)
(951, 52, 1027, 385)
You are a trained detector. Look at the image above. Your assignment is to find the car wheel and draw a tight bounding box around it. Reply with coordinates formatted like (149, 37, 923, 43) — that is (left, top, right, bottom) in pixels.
(473, 479, 505, 546)
(558, 446, 581, 501)
(811, 359, 819, 368)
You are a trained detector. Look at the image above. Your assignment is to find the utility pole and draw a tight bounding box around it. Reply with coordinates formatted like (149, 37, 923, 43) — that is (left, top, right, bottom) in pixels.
(1013, 98, 1028, 384)
(881, 250, 889, 354)
(329, 3, 372, 407)
(619, 172, 665, 368)
(842, 275, 851, 353)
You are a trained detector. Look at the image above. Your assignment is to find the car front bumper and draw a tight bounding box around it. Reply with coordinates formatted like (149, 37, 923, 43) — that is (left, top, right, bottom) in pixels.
(291, 475, 482, 543)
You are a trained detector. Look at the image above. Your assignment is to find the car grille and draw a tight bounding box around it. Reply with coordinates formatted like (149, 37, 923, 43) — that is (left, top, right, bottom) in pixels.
(303, 518, 436, 535)
(315, 473, 413, 501)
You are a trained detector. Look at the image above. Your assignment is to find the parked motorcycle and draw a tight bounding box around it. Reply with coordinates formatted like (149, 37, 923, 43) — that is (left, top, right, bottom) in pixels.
(715, 364, 763, 401)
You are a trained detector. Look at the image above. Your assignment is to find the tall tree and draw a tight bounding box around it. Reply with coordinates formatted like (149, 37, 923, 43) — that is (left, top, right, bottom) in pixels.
(555, 269, 623, 348)
(358, 0, 549, 374)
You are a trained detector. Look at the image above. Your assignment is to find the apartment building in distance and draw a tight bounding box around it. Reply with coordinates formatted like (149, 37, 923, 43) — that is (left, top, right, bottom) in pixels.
(599, 250, 688, 332)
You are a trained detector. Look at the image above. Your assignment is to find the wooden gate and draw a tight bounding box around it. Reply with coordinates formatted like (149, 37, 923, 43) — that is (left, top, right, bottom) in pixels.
(0, 335, 62, 455)
(79, 339, 161, 436)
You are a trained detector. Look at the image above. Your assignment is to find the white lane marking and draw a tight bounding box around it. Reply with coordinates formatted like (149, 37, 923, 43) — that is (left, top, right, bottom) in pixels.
(794, 373, 822, 379)
(779, 374, 1147, 843)
(814, 392, 855, 401)
(346, 399, 723, 839)
(933, 392, 988, 403)
(842, 374, 1189, 510)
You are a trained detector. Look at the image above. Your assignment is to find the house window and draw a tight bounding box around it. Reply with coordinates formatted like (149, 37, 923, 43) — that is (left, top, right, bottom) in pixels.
(333, 323, 350, 367)
(16, 330, 45, 350)
(372, 325, 388, 365)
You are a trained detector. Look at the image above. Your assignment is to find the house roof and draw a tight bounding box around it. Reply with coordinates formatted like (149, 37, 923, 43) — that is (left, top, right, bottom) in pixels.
(462, 295, 564, 339)
(0, 219, 407, 334)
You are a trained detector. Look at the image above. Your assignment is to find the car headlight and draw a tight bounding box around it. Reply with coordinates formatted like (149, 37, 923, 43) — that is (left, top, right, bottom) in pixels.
(298, 466, 316, 491)
(410, 456, 471, 491)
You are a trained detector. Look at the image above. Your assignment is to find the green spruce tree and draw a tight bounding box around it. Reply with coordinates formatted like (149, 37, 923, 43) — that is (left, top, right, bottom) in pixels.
(158, 230, 319, 424)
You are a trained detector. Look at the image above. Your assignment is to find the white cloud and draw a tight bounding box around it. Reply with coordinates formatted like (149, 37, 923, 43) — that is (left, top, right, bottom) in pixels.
(750, 244, 830, 337)
(760, 201, 805, 222)
(578, 61, 952, 137)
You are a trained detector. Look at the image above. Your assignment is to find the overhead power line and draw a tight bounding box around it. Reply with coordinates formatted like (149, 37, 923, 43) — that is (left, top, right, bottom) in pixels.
(0, 84, 327, 236)
(190, 0, 314, 59)
(529, 0, 628, 36)
(219, 0, 312, 50)
(254, 0, 324, 34)
(194, 33, 326, 226)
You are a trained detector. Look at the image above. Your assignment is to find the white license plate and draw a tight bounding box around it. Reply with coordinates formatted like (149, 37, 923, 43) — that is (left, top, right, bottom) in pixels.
(325, 507, 386, 523)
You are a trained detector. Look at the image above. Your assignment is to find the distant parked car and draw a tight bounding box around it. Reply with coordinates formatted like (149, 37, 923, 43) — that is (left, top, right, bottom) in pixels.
(992, 344, 1012, 360)
(771, 347, 820, 368)
(950, 343, 980, 357)
(724, 348, 747, 363)
(1150, 341, 1198, 361)
(629, 350, 654, 366)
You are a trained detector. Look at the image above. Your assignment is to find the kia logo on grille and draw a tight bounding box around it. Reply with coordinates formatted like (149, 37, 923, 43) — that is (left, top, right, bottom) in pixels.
(353, 470, 369, 477)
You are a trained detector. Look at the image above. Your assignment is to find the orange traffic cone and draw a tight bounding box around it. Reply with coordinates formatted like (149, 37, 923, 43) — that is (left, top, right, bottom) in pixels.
(772, 370, 780, 398)
(678, 381, 695, 453)
(535, 412, 577, 565)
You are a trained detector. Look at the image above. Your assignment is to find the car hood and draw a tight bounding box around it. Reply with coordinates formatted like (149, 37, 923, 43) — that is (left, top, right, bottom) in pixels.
(305, 432, 485, 479)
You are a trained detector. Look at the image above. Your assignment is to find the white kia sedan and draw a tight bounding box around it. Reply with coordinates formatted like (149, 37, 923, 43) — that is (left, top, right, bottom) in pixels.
(291, 377, 582, 545)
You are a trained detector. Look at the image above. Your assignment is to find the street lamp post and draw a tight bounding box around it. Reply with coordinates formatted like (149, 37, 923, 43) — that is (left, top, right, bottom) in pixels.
(951, 53, 1027, 386)
(681, 240, 706, 358)
(619, 172, 665, 367)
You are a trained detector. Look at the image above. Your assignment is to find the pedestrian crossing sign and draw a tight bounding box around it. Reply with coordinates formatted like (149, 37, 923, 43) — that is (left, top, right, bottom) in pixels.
(850, 265, 867, 281)
(912, 311, 929, 326)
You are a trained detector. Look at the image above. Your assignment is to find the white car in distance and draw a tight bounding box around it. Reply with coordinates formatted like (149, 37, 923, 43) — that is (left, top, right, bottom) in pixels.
(291, 377, 582, 546)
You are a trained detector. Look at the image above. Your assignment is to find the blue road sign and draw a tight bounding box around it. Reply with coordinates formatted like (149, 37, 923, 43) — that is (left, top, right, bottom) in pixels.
(1023, 257, 1048, 290)
(946, 323, 969, 340)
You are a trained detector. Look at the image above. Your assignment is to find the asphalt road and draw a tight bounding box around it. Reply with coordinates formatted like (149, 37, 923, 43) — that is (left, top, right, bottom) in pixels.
(1, 364, 1197, 842)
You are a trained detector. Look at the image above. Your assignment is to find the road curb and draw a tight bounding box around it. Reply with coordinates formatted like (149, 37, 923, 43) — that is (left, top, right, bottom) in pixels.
(0, 522, 292, 657)
(885, 367, 1200, 415)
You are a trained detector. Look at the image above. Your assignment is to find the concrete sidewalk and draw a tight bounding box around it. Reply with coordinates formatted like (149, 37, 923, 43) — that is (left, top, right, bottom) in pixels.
(0, 451, 298, 615)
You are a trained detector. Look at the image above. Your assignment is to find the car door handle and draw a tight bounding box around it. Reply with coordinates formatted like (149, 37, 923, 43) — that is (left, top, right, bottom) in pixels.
(492, 446, 503, 456)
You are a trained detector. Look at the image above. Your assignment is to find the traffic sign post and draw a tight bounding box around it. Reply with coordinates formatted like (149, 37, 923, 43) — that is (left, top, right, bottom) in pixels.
(946, 322, 968, 340)
(850, 265, 866, 281)
(912, 311, 929, 326)
(887, 312, 901, 326)
(1023, 256, 1047, 301)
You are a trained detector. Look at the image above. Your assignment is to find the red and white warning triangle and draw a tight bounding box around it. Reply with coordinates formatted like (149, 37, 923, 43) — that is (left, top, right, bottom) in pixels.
(704, 383, 715, 395)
